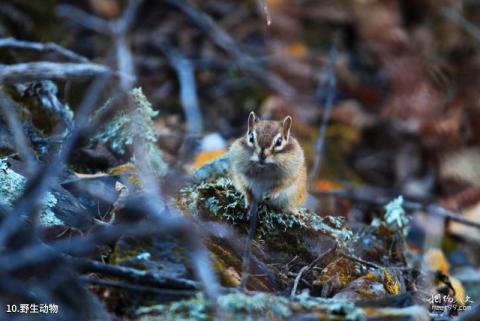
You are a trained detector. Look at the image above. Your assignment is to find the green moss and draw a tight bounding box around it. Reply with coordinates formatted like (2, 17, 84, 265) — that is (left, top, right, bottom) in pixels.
(178, 176, 354, 250)
(0, 158, 62, 226)
(91, 87, 167, 176)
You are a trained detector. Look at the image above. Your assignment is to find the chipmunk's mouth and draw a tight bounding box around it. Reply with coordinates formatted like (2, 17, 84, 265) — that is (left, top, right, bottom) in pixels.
(251, 160, 271, 167)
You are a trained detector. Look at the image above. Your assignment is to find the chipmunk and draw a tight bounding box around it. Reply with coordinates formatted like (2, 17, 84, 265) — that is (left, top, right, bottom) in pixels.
(229, 111, 307, 212)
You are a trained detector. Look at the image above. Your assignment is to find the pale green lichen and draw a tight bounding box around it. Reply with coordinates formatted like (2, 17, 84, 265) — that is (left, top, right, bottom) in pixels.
(136, 292, 367, 321)
(91, 87, 167, 176)
(136, 292, 291, 321)
(218, 292, 291, 319)
(0, 158, 27, 205)
(328, 302, 366, 321)
(136, 293, 206, 321)
(372, 196, 410, 235)
(0, 158, 62, 226)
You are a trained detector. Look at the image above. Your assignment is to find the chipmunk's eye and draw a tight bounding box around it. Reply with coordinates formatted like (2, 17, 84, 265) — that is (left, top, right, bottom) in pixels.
(275, 137, 282, 147)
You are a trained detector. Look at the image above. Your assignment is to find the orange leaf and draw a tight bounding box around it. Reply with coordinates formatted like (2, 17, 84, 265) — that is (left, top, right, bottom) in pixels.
(192, 149, 226, 169)
(313, 180, 341, 192)
(284, 42, 307, 59)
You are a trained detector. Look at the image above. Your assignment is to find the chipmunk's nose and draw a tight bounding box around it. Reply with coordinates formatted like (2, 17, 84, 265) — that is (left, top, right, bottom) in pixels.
(258, 149, 267, 163)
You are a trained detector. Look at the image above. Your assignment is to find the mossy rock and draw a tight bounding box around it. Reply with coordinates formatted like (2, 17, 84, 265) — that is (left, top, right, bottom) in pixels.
(178, 174, 353, 255)
(177, 158, 355, 290)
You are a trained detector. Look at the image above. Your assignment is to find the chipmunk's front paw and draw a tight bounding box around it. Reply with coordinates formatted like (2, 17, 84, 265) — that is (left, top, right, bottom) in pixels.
(262, 192, 278, 202)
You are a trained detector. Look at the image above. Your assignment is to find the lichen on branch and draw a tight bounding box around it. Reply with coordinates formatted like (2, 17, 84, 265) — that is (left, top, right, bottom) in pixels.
(91, 87, 167, 176)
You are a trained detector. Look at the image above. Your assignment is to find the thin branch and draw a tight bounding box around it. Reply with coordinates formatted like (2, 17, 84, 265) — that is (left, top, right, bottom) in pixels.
(258, 0, 272, 26)
(341, 253, 384, 270)
(114, 0, 144, 33)
(0, 62, 124, 83)
(164, 0, 295, 98)
(80, 276, 197, 297)
(308, 46, 337, 184)
(0, 37, 89, 63)
(73, 258, 198, 290)
(340, 253, 412, 271)
(290, 246, 335, 297)
(440, 8, 480, 43)
(111, 0, 143, 91)
(56, 5, 110, 35)
(56, 1, 142, 91)
(162, 45, 203, 135)
(315, 189, 480, 229)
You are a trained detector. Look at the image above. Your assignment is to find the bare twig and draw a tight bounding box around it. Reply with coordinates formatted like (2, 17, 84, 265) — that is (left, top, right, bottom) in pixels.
(340, 253, 384, 270)
(111, 0, 143, 91)
(0, 62, 122, 83)
(440, 8, 480, 43)
(56, 5, 110, 35)
(56, 1, 143, 91)
(258, 0, 272, 26)
(290, 265, 310, 297)
(239, 199, 259, 290)
(114, 0, 143, 33)
(314, 189, 480, 229)
(308, 46, 337, 184)
(80, 276, 197, 297)
(162, 45, 203, 135)
(164, 0, 295, 98)
(0, 37, 89, 62)
(290, 246, 335, 297)
(341, 253, 412, 272)
(73, 257, 198, 290)
(93, 182, 128, 226)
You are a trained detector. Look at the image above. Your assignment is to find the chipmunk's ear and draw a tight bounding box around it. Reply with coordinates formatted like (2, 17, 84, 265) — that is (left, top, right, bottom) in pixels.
(248, 111, 257, 133)
(282, 116, 292, 140)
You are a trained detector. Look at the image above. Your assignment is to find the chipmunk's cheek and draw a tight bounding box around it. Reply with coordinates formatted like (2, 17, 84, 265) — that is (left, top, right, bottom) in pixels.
(265, 156, 274, 163)
(250, 153, 259, 162)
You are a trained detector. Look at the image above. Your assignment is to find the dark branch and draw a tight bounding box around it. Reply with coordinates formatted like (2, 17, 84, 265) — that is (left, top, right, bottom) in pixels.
(73, 258, 198, 290)
(164, 0, 296, 98)
(0, 37, 89, 63)
(315, 189, 480, 229)
(308, 46, 337, 184)
(0, 62, 125, 83)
